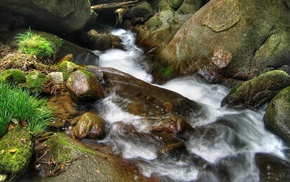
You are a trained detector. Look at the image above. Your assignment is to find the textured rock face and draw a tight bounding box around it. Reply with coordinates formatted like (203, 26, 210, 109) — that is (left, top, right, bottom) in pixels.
(0, 0, 95, 33)
(140, 0, 290, 85)
(221, 70, 290, 108)
(255, 153, 290, 182)
(74, 112, 106, 139)
(263, 86, 290, 145)
(65, 70, 104, 103)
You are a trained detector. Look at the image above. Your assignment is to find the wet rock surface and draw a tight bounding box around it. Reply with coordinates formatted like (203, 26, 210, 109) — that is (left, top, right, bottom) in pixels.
(34, 132, 158, 182)
(221, 70, 290, 108)
(263, 86, 290, 145)
(65, 70, 104, 103)
(73, 112, 106, 140)
(255, 153, 290, 182)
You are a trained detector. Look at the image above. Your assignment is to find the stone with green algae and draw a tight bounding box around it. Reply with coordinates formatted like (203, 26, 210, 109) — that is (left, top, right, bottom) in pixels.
(26, 70, 50, 93)
(59, 60, 80, 81)
(264, 86, 290, 145)
(0, 69, 26, 84)
(0, 125, 33, 174)
(35, 132, 157, 182)
(221, 70, 290, 108)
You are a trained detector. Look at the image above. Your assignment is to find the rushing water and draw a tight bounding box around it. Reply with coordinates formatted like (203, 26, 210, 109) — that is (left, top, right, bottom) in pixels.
(95, 29, 285, 182)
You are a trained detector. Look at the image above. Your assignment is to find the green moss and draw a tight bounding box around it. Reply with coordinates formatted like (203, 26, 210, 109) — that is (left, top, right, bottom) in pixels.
(153, 63, 173, 79)
(0, 125, 33, 174)
(264, 86, 290, 144)
(44, 133, 98, 163)
(16, 29, 54, 59)
(59, 61, 80, 81)
(0, 69, 26, 84)
(26, 71, 50, 93)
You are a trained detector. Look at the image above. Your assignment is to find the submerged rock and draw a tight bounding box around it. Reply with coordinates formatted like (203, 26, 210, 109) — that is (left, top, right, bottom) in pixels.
(221, 70, 290, 108)
(263, 86, 290, 145)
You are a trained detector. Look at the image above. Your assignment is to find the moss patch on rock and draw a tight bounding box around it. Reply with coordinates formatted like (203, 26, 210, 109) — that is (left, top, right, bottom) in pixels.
(16, 29, 54, 59)
(221, 70, 290, 108)
(35, 133, 156, 181)
(26, 70, 50, 93)
(0, 125, 33, 174)
(59, 61, 80, 81)
(0, 69, 26, 84)
(264, 86, 290, 145)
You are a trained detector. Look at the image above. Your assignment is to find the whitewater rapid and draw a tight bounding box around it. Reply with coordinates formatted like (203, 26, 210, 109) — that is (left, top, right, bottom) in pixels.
(95, 29, 285, 182)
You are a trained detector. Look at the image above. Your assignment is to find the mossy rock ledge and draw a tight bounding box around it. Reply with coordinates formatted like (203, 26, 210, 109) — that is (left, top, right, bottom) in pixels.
(35, 132, 158, 182)
(263, 86, 290, 145)
(221, 70, 290, 108)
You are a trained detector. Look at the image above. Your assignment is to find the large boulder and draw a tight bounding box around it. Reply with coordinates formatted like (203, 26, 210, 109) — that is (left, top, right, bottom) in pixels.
(34, 132, 157, 181)
(144, 0, 290, 85)
(88, 66, 202, 117)
(221, 70, 290, 108)
(0, 0, 96, 33)
(263, 86, 290, 145)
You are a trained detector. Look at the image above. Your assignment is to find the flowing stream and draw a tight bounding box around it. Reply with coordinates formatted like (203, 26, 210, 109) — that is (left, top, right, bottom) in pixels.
(94, 29, 285, 181)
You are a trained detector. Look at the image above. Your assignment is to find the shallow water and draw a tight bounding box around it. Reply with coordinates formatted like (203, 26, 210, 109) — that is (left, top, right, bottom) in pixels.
(94, 29, 285, 181)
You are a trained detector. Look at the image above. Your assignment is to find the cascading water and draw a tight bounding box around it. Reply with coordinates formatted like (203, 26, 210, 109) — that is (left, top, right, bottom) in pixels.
(94, 29, 285, 181)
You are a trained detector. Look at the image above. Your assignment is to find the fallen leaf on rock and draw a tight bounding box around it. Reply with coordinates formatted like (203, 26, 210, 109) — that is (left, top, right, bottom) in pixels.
(8, 149, 17, 153)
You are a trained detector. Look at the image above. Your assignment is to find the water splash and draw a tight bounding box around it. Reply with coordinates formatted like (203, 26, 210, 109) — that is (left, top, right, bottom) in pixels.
(97, 29, 152, 83)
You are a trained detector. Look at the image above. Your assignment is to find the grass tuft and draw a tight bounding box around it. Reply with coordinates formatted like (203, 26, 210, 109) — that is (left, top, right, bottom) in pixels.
(0, 82, 53, 137)
(16, 28, 54, 59)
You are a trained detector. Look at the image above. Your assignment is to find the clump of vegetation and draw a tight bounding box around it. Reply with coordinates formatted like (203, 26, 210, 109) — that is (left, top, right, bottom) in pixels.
(26, 70, 50, 93)
(0, 125, 33, 174)
(0, 82, 53, 137)
(0, 69, 26, 84)
(16, 28, 54, 59)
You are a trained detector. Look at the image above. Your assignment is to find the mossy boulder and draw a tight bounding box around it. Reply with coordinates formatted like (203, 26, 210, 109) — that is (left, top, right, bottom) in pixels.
(168, 0, 184, 9)
(263, 86, 290, 145)
(26, 70, 50, 93)
(124, 1, 153, 23)
(35, 132, 157, 181)
(60, 61, 80, 81)
(0, 69, 25, 83)
(0, 125, 33, 174)
(221, 70, 290, 108)
(65, 70, 104, 103)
